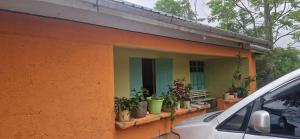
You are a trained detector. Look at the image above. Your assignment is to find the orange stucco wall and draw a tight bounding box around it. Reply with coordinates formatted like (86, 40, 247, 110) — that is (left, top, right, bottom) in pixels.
(0, 11, 257, 139)
(115, 110, 206, 139)
(248, 53, 257, 92)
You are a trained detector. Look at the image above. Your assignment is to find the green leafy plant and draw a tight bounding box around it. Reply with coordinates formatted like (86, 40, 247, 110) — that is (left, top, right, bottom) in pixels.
(171, 78, 192, 101)
(227, 77, 251, 98)
(183, 83, 192, 101)
(163, 91, 178, 120)
(115, 97, 137, 112)
(130, 88, 150, 118)
(131, 88, 149, 103)
(227, 55, 252, 98)
(239, 77, 251, 97)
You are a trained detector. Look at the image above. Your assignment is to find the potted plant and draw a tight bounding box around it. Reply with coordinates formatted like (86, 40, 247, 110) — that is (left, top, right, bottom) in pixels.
(162, 91, 178, 120)
(131, 88, 149, 118)
(224, 86, 236, 100)
(182, 83, 192, 109)
(171, 78, 192, 109)
(171, 78, 186, 108)
(235, 76, 251, 98)
(115, 97, 137, 122)
(228, 54, 252, 99)
(149, 96, 164, 114)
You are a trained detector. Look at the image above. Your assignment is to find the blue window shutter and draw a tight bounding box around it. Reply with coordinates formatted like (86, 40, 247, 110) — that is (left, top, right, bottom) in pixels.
(155, 59, 173, 96)
(190, 61, 205, 90)
(200, 72, 205, 89)
(191, 72, 197, 89)
(129, 58, 143, 97)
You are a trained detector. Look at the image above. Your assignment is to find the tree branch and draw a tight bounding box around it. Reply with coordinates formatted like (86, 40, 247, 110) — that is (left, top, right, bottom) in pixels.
(274, 0, 288, 23)
(273, 0, 278, 15)
(274, 29, 299, 44)
(275, 24, 287, 41)
(234, 16, 248, 33)
(274, 1, 300, 24)
(235, 0, 257, 35)
(193, 0, 198, 21)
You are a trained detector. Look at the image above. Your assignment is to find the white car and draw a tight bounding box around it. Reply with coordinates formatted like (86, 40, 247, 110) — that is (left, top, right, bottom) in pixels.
(172, 69, 300, 139)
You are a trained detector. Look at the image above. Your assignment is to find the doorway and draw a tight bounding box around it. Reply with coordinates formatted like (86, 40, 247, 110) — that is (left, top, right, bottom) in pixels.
(142, 59, 155, 96)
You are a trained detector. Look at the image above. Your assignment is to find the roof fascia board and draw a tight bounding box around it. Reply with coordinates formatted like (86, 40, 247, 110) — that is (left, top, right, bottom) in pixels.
(0, 0, 270, 52)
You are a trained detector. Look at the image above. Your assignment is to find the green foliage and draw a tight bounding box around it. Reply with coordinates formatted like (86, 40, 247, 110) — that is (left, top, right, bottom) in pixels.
(131, 88, 149, 102)
(256, 47, 300, 87)
(162, 91, 178, 120)
(114, 97, 138, 113)
(208, 0, 300, 88)
(155, 0, 198, 21)
(183, 83, 192, 101)
(227, 77, 250, 98)
(228, 55, 251, 98)
(235, 77, 251, 98)
(207, 0, 300, 44)
(170, 78, 191, 101)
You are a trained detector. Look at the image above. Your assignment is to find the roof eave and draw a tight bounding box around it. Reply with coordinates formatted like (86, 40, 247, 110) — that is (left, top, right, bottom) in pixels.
(0, 0, 271, 53)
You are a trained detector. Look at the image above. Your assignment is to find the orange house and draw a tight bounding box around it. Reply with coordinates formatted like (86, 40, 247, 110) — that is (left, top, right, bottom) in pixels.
(0, 0, 270, 139)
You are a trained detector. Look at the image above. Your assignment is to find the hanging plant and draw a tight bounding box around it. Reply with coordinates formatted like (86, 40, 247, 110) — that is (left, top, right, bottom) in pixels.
(226, 54, 253, 98)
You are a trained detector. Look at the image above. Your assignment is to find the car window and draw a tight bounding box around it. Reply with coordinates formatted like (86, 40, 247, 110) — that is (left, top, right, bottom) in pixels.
(262, 80, 300, 137)
(217, 103, 253, 131)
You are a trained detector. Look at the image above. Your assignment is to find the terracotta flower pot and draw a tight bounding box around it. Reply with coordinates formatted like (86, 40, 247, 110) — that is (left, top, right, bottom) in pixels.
(132, 101, 148, 118)
(118, 110, 131, 122)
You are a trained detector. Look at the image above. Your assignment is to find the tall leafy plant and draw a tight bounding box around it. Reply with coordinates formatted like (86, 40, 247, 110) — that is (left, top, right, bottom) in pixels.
(229, 55, 252, 98)
(162, 91, 178, 120)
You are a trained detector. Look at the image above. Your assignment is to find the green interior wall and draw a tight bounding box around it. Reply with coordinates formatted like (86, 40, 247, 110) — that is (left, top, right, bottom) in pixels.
(114, 47, 249, 98)
(114, 47, 191, 97)
(204, 58, 249, 98)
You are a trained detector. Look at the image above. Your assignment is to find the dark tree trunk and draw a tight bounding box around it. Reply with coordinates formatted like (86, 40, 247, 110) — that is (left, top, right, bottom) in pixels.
(263, 0, 274, 84)
(264, 0, 273, 46)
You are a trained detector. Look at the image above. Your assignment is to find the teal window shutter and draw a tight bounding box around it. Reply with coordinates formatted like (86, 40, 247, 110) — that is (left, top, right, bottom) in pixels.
(190, 61, 205, 90)
(155, 58, 173, 96)
(129, 58, 143, 96)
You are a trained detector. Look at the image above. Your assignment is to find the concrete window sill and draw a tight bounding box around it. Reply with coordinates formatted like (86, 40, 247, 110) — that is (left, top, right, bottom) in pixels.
(115, 104, 210, 129)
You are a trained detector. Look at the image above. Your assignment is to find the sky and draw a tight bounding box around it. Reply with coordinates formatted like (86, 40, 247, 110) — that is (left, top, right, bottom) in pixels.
(125, 0, 212, 23)
(124, 0, 299, 47)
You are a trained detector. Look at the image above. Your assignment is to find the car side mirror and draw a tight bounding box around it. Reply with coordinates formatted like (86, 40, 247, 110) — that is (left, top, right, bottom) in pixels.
(249, 110, 270, 134)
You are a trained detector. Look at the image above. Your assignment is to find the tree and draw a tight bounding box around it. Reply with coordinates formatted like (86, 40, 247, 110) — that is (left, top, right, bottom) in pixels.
(207, 0, 300, 87)
(155, 0, 198, 21)
(207, 0, 300, 46)
(256, 47, 300, 87)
